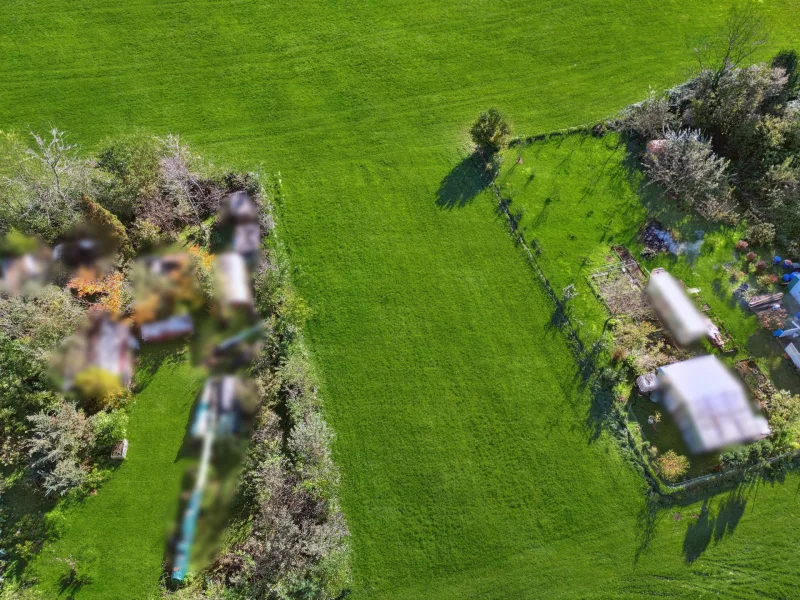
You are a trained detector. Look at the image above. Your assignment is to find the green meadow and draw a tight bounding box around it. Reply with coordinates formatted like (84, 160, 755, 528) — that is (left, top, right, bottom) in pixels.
(4, 0, 800, 598)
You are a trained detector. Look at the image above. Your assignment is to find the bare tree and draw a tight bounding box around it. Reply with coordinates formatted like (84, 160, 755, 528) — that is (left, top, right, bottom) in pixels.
(157, 134, 223, 236)
(693, 3, 768, 88)
(3, 129, 93, 240)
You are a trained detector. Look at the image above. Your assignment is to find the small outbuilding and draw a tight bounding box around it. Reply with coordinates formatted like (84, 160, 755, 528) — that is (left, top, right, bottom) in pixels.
(657, 355, 770, 454)
(646, 268, 707, 346)
(636, 372, 660, 395)
(140, 314, 194, 343)
(233, 223, 261, 257)
(215, 253, 253, 311)
(220, 191, 259, 224)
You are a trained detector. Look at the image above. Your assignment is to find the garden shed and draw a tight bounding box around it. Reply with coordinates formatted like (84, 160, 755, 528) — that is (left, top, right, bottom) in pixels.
(657, 355, 770, 454)
(646, 268, 707, 346)
(215, 252, 253, 310)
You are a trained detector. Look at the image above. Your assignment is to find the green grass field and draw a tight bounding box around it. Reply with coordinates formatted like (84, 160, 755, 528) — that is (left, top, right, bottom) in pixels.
(4, 0, 800, 598)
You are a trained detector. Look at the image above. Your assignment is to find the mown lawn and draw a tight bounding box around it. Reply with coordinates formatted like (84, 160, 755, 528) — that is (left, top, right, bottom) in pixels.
(25, 348, 205, 599)
(3, 0, 800, 598)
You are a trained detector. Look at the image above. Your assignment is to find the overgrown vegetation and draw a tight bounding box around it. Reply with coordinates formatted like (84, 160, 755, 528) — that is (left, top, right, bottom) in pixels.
(0, 133, 350, 598)
(619, 6, 800, 253)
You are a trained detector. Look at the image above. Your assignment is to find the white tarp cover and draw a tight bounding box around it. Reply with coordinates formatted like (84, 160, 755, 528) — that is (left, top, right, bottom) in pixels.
(647, 269, 707, 345)
(658, 355, 770, 453)
(216, 252, 253, 307)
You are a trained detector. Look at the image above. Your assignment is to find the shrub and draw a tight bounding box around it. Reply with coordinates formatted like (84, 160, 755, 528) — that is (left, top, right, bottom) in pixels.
(747, 221, 776, 246)
(755, 259, 767, 273)
(470, 108, 511, 156)
(73, 367, 125, 412)
(611, 347, 628, 363)
(91, 409, 128, 452)
(758, 308, 786, 330)
(756, 274, 777, 289)
(735, 239, 749, 251)
(619, 89, 676, 139)
(27, 401, 95, 496)
(644, 129, 736, 222)
(81, 196, 133, 259)
(655, 449, 690, 482)
(745, 251, 758, 262)
(129, 218, 168, 252)
(766, 389, 800, 447)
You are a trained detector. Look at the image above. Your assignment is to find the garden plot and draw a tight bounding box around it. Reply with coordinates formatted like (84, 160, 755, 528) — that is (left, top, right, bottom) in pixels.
(499, 132, 800, 484)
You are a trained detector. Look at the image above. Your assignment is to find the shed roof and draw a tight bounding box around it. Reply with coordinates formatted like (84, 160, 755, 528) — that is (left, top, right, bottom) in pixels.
(658, 355, 770, 452)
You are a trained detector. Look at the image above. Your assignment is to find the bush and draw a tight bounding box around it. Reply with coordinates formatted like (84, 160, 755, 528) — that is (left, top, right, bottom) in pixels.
(758, 308, 786, 330)
(747, 221, 776, 246)
(73, 367, 125, 412)
(91, 409, 128, 452)
(735, 239, 749, 251)
(95, 133, 161, 223)
(766, 389, 800, 447)
(619, 89, 676, 139)
(655, 449, 690, 482)
(27, 401, 96, 496)
(757, 274, 778, 289)
(644, 129, 736, 222)
(611, 347, 628, 363)
(470, 108, 511, 156)
(81, 196, 133, 259)
(745, 251, 758, 262)
(755, 259, 767, 273)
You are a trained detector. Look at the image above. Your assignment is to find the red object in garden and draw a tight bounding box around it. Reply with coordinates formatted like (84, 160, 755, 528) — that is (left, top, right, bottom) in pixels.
(755, 260, 767, 274)
(746, 252, 758, 262)
(736, 240, 749, 251)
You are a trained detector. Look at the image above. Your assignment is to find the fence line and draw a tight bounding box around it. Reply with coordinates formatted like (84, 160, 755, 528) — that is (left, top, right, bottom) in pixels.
(486, 134, 799, 498)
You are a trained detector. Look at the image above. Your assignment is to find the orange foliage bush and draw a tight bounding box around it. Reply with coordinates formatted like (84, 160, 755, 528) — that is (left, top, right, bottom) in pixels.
(67, 268, 125, 316)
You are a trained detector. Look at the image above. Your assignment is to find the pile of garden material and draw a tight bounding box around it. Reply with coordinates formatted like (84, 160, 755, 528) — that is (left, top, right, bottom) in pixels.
(592, 268, 653, 320)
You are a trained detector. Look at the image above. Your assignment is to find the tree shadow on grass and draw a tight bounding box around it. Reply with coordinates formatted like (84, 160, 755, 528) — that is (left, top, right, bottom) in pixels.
(436, 153, 493, 209)
(683, 499, 715, 564)
(134, 340, 187, 392)
(634, 464, 796, 567)
(58, 571, 92, 599)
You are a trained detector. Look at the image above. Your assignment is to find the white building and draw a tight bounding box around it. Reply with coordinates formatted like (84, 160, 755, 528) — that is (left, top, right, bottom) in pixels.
(657, 355, 770, 453)
(646, 268, 707, 346)
(215, 252, 253, 310)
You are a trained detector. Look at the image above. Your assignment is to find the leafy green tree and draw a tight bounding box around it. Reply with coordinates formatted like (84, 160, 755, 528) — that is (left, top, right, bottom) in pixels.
(95, 133, 161, 223)
(470, 108, 511, 156)
(0, 334, 61, 464)
(644, 129, 736, 222)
